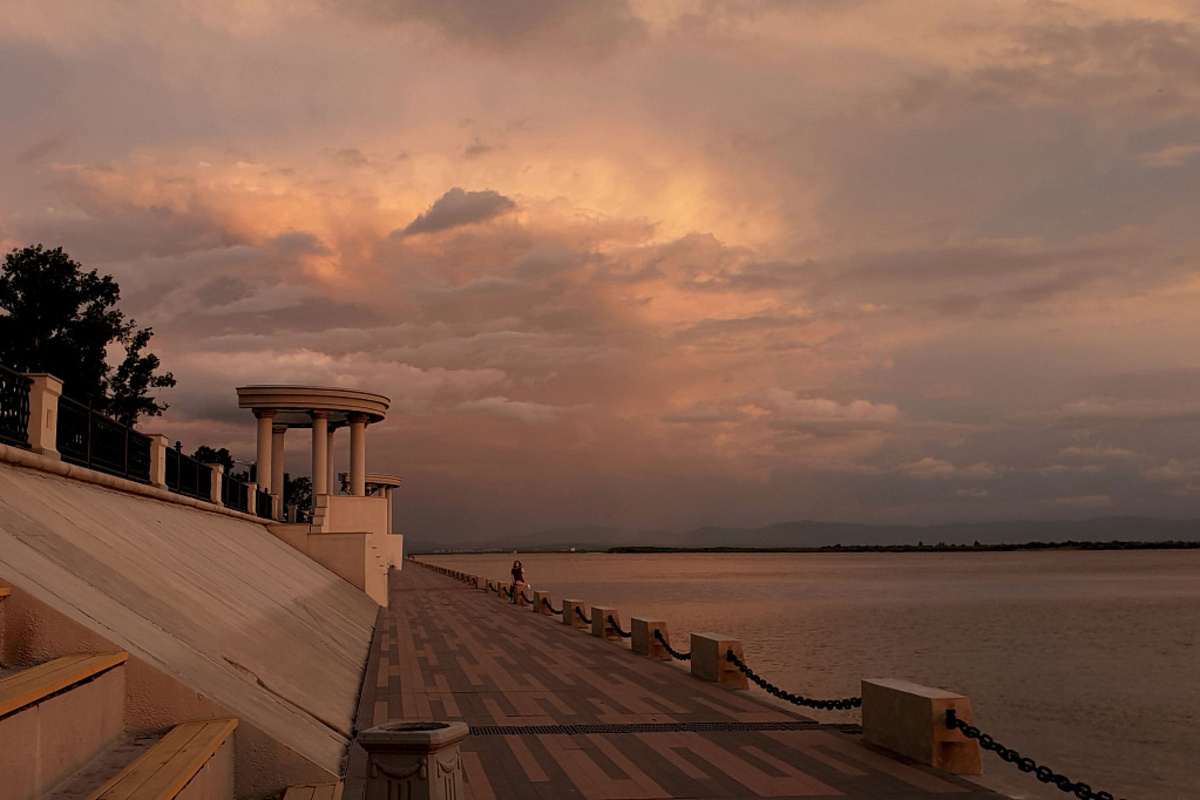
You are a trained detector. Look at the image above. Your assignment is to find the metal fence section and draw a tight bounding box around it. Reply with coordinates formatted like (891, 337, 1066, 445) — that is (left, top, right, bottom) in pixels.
(255, 487, 274, 519)
(56, 396, 152, 483)
(0, 365, 32, 448)
(165, 447, 212, 500)
(221, 472, 249, 513)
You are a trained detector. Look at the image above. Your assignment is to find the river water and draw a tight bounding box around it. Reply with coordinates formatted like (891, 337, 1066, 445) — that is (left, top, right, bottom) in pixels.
(423, 550, 1199, 799)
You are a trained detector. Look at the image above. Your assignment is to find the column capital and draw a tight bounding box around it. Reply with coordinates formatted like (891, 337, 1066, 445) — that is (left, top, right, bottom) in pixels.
(310, 409, 332, 420)
(348, 412, 370, 424)
(253, 408, 277, 419)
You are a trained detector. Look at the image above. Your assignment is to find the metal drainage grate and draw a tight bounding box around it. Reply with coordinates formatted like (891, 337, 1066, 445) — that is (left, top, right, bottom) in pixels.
(469, 721, 819, 736)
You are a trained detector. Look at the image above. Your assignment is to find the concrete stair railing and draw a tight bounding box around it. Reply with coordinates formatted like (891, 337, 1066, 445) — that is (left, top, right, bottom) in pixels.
(0, 652, 129, 798)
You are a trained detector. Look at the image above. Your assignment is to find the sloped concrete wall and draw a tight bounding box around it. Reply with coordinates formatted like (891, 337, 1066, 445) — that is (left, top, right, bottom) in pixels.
(0, 460, 379, 780)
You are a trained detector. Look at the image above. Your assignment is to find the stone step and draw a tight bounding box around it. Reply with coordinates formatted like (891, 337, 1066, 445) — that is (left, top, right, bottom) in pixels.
(284, 780, 343, 800)
(88, 718, 238, 800)
(0, 652, 129, 799)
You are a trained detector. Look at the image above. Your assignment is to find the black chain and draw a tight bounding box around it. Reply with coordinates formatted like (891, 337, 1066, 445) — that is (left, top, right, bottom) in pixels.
(607, 615, 633, 638)
(725, 650, 862, 711)
(542, 597, 564, 615)
(946, 711, 1123, 800)
(654, 629, 691, 660)
(575, 606, 593, 625)
(520, 591, 533, 604)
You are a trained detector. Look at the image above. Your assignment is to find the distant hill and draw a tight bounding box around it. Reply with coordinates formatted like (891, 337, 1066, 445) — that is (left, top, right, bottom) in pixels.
(426, 516, 1200, 553)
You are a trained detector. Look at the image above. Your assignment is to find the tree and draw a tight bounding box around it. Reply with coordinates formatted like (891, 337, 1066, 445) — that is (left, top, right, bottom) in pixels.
(191, 446, 235, 471)
(285, 474, 312, 512)
(0, 244, 175, 425)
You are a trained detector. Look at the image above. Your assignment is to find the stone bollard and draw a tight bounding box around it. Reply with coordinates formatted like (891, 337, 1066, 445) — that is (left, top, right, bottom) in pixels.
(358, 721, 470, 800)
(533, 590, 552, 615)
(591, 606, 621, 640)
(689, 633, 749, 689)
(630, 618, 671, 660)
(561, 599, 588, 629)
(861, 679, 981, 775)
(514, 587, 530, 607)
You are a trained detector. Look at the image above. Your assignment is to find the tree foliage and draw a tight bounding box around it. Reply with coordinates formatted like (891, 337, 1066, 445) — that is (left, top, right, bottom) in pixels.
(0, 244, 175, 426)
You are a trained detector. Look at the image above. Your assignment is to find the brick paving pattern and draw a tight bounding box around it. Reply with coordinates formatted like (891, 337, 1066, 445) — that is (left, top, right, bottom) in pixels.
(344, 566, 1004, 799)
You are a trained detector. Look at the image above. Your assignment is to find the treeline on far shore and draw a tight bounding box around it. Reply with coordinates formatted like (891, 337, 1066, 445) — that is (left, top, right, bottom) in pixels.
(606, 540, 1200, 554)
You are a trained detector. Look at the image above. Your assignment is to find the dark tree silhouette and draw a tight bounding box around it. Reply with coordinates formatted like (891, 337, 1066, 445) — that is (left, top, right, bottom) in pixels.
(0, 244, 175, 425)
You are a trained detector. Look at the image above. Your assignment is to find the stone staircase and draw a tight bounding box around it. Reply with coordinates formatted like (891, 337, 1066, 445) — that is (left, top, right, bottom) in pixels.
(0, 584, 342, 799)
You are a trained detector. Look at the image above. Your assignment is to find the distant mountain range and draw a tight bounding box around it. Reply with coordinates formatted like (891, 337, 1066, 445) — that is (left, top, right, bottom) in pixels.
(404, 516, 1200, 553)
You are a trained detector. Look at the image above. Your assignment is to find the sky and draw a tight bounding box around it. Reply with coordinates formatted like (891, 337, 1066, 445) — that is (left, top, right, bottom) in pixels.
(4, 0, 1200, 542)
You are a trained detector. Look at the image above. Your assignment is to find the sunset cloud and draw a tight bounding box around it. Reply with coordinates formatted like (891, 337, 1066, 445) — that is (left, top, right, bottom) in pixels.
(5, 0, 1200, 538)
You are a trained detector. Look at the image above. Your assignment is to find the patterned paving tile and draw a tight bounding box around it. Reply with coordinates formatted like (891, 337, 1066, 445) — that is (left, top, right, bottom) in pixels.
(343, 567, 1005, 800)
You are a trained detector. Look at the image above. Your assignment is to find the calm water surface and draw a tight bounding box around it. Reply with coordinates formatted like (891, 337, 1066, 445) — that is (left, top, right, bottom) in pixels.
(425, 550, 1200, 800)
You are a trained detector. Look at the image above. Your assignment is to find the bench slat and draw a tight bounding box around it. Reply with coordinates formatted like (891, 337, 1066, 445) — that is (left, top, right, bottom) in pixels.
(0, 652, 128, 718)
(90, 718, 238, 800)
(283, 782, 340, 800)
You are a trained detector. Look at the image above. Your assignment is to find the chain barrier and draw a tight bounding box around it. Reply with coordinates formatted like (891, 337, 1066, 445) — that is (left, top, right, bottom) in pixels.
(575, 606, 593, 625)
(520, 591, 533, 604)
(654, 629, 691, 661)
(724, 650, 861, 711)
(946, 710, 1123, 800)
(607, 615, 633, 638)
(542, 597, 564, 616)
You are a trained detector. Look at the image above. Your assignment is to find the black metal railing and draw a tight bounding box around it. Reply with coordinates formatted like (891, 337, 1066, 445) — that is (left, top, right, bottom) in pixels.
(0, 364, 32, 448)
(165, 447, 212, 500)
(222, 473, 249, 513)
(56, 396, 152, 483)
(256, 488, 274, 519)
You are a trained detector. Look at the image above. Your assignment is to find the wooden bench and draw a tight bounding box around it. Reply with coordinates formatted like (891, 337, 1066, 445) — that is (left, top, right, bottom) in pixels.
(0, 652, 128, 718)
(283, 781, 342, 800)
(90, 718, 238, 799)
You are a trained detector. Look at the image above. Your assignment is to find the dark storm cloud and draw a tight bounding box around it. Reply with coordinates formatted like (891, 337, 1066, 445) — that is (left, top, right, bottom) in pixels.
(333, 0, 646, 60)
(395, 188, 516, 238)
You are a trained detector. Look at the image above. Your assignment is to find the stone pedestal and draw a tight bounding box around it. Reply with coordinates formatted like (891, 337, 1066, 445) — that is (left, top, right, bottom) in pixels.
(630, 618, 671, 660)
(861, 679, 981, 774)
(690, 633, 749, 689)
(591, 606, 620, 639)
(533, 590, 552, 615)
(562, 599, 588, 629)
(358, 721, 469, 800)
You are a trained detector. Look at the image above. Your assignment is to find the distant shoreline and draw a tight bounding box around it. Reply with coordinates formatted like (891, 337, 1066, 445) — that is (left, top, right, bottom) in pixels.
(606, 540, 1200, 554)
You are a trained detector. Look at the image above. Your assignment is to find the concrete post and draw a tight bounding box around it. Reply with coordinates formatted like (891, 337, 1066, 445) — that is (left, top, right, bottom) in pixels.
(246, 482, 258, 515)
(253, 410, 275, 494)
(311, 411, 330, 496)
(689, 633, 749, 689)
(24, 374, 63, 457)
(514, 587, 530, 607)
(349, 412, 368, 496)
(561, 599, 588, 629)
(271, 424, 286, 515)
(208, 464, 225, 506)
(630, 618, 671, 660)
(147, 433, 169, 488)
(591, 606, 620, 640)
(533, 590, 552, 615)
(326, 427, 336, 494)
(861, 679, 982, 774)
(357, 721, 469, 800)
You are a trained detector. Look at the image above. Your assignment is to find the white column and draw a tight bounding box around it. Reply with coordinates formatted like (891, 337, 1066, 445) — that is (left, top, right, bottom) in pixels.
(254, 409, 275, 493)
(311, 411, 330, 496)
(24, 373, 63, 457)
(326, 427, 336, 494)
(349, 413, 368, 496)
(271, 424, 286, 517)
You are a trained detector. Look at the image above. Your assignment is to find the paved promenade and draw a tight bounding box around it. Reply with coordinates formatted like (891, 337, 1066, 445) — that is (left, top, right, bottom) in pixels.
(344, 566, 1003, 799)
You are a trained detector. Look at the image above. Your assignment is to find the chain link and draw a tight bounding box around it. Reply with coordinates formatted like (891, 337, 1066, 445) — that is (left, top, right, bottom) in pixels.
(520, 591, 533, 604)
(945, 711, 1122, 800)
(607, 615, 633, 638)
(654, 628, 691, 660)
(542, 597, 564, 615)
(724, 650, 862, 711)
(574, 606, 593, 625)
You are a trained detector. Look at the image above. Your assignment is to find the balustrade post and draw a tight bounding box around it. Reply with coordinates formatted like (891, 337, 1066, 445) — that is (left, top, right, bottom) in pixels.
(630, 618, 671, 660)
(147, 434, 169, 488)
(24, 374, 63, 458)
(246, 482, 258, 515)
(689, 633, 749, 689)
(208, 464, 225, 506)
(357, 721, 468, 800)
(861, 679, 981, 774)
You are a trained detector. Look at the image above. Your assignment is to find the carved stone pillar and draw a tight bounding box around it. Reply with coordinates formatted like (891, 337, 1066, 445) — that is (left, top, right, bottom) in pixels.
(358, 721, 469, 800)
